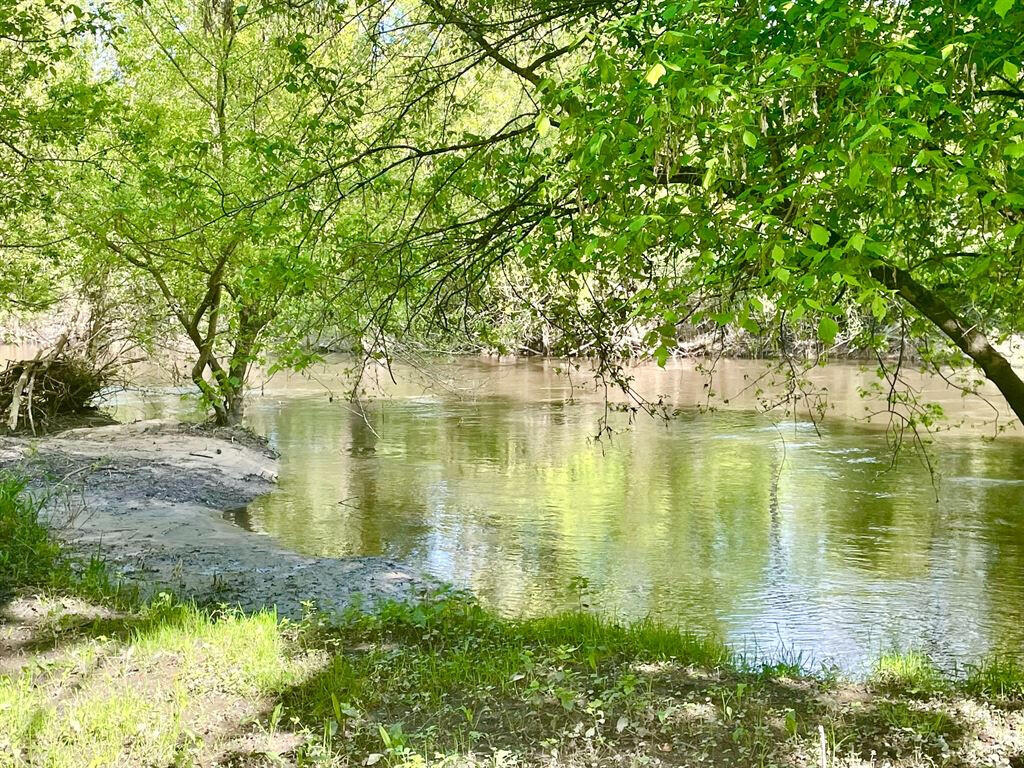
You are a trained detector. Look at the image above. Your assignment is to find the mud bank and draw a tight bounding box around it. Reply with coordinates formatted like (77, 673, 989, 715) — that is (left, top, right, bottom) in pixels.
(0, 421, 425, 616)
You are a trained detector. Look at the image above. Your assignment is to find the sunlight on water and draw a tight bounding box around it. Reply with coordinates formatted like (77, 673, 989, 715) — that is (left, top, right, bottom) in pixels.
(102, 357, 1024, 673)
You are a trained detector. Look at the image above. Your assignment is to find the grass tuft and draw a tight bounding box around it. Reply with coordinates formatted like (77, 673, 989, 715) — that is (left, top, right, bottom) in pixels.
(871, 650, 945, 694)
(964, 655, 1024, 699)
(0, 474, 66, 596)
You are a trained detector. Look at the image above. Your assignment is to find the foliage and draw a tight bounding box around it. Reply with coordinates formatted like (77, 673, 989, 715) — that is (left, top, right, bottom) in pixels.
(4, 0, 1024, 428)
(387, 0, 1024, 428)
(0, 474, 65, 597)
(0, 0, 109, 314)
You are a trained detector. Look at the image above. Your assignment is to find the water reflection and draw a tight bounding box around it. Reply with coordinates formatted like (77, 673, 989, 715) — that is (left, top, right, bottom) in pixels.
(103, 359, 1024, 672)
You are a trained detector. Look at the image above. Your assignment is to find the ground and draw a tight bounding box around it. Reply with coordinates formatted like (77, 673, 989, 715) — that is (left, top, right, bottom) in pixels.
(1, 427, 1023, 768)
(2, 591, 1024, 768)
(0, 420, 423, 616)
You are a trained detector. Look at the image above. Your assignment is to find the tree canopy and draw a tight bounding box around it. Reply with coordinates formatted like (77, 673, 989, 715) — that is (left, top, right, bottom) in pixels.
(3, 0, 1024, 431)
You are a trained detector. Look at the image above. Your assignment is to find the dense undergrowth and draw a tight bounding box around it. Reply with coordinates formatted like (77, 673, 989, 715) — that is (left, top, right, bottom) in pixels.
(2, 473, 1024, 768)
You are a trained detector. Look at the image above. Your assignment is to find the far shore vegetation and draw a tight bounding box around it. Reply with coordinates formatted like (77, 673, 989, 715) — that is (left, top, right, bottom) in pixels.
(3, 473, 1023, 768)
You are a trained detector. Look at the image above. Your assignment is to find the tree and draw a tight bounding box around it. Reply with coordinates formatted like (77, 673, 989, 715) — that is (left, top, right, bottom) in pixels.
(60, 0, 400, 424)
(391, 0, 1024, 430)
(0, 0, 107, 315)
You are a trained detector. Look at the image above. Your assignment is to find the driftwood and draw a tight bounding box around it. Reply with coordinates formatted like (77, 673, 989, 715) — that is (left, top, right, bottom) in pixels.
(1, 329, 112, 434)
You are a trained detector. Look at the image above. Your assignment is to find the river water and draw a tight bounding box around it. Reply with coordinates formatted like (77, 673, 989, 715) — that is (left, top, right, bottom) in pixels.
(101, 356, 1024, 673)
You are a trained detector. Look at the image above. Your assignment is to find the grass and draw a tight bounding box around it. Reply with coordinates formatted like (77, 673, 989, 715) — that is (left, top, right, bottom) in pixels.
(965, 655, 1024, 699)
(0, 472, 133, 606)
(3, 473, 1024, 767)
(0, 475, 65, 596)
(871, 650, 945, 694)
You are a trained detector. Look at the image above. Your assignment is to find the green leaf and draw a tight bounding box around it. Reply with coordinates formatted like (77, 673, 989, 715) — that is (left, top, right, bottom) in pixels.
(1004, 60, 1020, 81)
(995, 0, 1014, 17)
(907, 122, 930, 141)
(1005, 141, 1024, 158)
(536, 114, 551, 137)
(871, 295, 887, 321)
(645, 63, 666, 86)
(848, 232, 866, 252)
(742, 130, 757, 148)
(818, 316, 839, 345)
(847, 162, 862, 188)
(810, 224, 830, 246)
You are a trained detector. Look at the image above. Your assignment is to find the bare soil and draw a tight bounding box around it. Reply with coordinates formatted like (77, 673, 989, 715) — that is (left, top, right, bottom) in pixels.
(0, 420, 426, 617)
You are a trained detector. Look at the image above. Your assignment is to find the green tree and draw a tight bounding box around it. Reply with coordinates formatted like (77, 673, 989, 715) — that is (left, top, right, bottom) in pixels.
(401, 0, 1024, 428)
(61, 0, 390, 423)
(0, 0, 107, 315)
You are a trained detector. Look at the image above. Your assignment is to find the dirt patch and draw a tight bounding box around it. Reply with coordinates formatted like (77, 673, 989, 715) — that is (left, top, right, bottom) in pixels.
(0, 421, 426, 617)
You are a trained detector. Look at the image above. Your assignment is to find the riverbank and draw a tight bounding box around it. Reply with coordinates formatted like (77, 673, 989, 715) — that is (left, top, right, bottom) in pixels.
(0, 421, 423, 616)
(3, 474, 1024, 768)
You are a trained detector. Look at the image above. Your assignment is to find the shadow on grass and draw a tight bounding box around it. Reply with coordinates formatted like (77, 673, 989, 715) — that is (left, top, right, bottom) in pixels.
(4, 588, 1024, 767)
(265, 599, 1024, 767)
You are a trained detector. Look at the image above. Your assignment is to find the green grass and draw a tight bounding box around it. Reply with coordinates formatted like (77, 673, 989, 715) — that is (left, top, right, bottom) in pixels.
(965, 655, 1024, 698)
(0, 472, 132, 605)
(280, 595, 735, 758)
(0, 474, 66, 596)
(874, 701, 954, 737)
(871, 650, 946, 694)
(0, 599, 307, 768)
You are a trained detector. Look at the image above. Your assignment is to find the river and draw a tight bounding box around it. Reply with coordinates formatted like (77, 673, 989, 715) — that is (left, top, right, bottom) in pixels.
(100, 356, 1024, 673)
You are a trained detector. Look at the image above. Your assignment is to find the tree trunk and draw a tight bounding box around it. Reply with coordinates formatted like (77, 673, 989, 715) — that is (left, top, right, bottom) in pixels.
(873, 264, 1024, 425)
(219, 388, 244, 426)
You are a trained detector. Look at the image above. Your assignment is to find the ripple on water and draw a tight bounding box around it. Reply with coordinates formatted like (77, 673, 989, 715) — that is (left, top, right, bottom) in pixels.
(101, 368, 1024, 674)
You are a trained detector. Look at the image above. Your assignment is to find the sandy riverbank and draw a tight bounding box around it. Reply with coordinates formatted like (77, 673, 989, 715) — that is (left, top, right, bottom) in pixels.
(0, 421, 425, 616)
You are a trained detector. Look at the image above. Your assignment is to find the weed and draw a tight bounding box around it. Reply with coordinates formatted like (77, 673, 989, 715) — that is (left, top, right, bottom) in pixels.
(964, 655, 1024, 699)
(0, 474, 67, 595)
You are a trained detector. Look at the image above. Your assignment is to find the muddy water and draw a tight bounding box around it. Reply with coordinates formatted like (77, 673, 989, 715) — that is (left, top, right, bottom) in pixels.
(104, 357, 1024, 672)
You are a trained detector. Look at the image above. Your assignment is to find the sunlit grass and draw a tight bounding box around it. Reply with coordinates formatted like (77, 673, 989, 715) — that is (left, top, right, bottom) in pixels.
(131, 596, 296, 696)
(0, 667, 182, 768)
(871, 650, 945, 694)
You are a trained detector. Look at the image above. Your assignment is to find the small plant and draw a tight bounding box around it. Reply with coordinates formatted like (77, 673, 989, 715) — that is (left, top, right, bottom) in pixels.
(965, 656, 1024, 699)
(784, 708, 798, 738)
(876, 701, 953, 737)
(872, 651, 944, 694)
(568, 575, 592, 610)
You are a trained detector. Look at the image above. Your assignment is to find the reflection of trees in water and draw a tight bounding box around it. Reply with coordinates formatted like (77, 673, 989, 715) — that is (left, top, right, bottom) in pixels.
(946, 443, 1024, 655)
(243, 391, 1024, 663)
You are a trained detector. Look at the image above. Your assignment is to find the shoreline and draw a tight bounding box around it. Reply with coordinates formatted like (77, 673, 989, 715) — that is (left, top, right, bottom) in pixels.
(0, 420, 426, 617)
(1, 435, 1023, 767)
